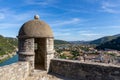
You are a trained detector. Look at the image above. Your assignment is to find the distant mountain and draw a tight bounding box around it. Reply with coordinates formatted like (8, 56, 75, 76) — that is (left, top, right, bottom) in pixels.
(0, 35, 17, 56)
(54, 40, 70, 45)
(114, 34, 120, 37)
(69, 41, 89, 44)
(68, 34, 120, 45)
(90, 34, 120, 45)
(96, 37, 120, 50)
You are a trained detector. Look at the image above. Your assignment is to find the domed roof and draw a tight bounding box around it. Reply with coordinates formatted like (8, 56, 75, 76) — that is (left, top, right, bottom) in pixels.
(18, 15, 53, 38)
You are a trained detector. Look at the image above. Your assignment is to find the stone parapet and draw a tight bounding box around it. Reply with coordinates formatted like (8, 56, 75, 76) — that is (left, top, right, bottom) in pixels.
(0, 62, 29, 80)
(50, 59, 120, 80)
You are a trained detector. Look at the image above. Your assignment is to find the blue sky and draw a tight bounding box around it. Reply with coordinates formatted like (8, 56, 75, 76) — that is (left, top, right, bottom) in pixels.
(0, 0, 120, 41)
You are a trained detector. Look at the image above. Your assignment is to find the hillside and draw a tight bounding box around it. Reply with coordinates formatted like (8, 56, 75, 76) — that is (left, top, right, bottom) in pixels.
(90, 34, 120, 45)
(69, 41, 89, 44)
(96, 37, 120, 50)
(66, 34, 120, 46)
(0, 35, 17, 56)
(54, 40, 70, 45)
(54, 34, 120, 46)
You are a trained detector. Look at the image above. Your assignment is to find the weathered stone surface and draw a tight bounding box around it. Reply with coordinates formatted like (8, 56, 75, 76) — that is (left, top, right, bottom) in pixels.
(0, 62, 29, 80)
(50, 59, 120, 80)
(18, 38, 34, 53)
(17, 15, 54, 73)
(26, 70, 73, 80)
(0, 59, 120, 80)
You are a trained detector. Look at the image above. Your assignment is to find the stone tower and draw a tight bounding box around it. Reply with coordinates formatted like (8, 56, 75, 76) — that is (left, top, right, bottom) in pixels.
(17, 15, 54, 72)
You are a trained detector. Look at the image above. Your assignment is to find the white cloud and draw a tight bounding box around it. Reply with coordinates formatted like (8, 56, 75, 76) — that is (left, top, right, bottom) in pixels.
(25, 0, 57, 6)
(54, 32, 70, 37)
(108, 26, 120, 29)
(80, 33, 99, 37)
(51, 18, 81, 26)
(101, 1, 120, 14)
(0, 8, 10, 19)
(91, 26, 120, 29)
(0, 13, 5, 19)
(102, 2, 117, 7)
(102, 7, 119, 14)
(0, 8, 41, 23)
(0, 8, 39, 31)
(0, 23, 20, 29)
(78, 30, 90, 33)
(78, 30, 103, 37)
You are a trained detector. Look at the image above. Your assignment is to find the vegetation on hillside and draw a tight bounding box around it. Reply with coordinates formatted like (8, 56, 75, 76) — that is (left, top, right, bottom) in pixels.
(68, 34, 120, 45)
(96, 37, 120, 50)
(54, 40, 70, 45)
(0, 35, 17, 56)
(90, 36, 118, 45)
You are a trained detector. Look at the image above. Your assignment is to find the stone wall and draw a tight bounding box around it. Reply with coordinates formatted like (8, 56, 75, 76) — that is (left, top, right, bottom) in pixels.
(0, 62, 29, 80)
(46, 38, 54, 71)
(50, 59, 120, 80)
(18, 38, 34, 72)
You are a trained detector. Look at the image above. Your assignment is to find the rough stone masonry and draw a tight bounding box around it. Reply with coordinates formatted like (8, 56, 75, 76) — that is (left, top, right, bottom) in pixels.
(50, 59, 120, 80)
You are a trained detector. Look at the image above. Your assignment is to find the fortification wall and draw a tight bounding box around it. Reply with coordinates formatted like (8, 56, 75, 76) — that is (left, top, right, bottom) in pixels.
(0, 62, 29, 80)
(50, 59, 120, 80)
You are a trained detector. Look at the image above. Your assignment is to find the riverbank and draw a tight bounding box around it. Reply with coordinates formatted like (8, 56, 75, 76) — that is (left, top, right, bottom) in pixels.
(0, 51, 17, 63)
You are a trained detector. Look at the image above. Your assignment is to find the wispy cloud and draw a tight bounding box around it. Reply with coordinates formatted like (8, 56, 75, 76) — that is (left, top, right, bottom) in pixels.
(0, 8, 10, 20)
(80, 33, 100, 37)
(0, 8, 39, 32)
(54, 32, 70, 37)
(0, 13, 5, 19)
(89, 25, 120, 30)
(107, 26, 120, 29)
(77, 30, 103, 37)
(25, 0, 57, 6)
(101, 1, 120, 14)
(0, 0, 119, 40)
(50, 18, 81, 27)
(78, 30, 90, 34)
(0, 23, 20, 29)
(0, 8, 40, 23)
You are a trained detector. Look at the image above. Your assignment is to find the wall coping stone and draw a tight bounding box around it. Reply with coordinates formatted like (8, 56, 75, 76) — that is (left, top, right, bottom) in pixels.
(51, 58, 120, 68)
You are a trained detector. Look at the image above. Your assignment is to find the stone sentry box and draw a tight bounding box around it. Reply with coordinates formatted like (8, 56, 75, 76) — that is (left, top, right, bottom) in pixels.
(17, 15, 54, 72)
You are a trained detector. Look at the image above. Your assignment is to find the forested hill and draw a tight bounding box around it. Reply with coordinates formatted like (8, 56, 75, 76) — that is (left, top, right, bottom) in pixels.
(54, 40, 70, 45)
(67, 34, 120, 45)
(96, 37, 120, 50)
(90, 36, 118, 45)
(0, 35, 18, 56)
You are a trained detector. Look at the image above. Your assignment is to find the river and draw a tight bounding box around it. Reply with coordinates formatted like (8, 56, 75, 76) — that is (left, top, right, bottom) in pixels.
(0, 54, 18, 66)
